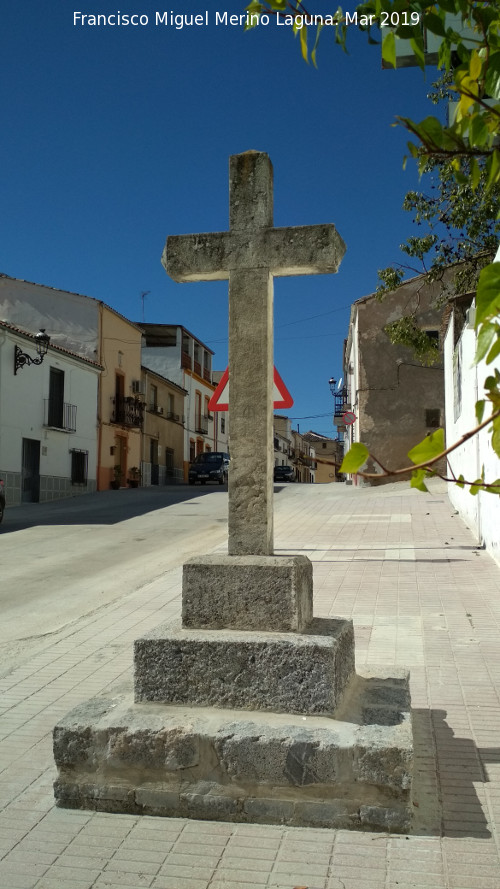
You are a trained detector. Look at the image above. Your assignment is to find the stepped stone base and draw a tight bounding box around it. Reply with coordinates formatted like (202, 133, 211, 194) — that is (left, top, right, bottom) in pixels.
(134, 617, 355, 715)
(53, 669, 413, 832)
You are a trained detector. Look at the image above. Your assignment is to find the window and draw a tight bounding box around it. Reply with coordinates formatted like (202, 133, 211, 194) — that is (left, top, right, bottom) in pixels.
(150, 384, 158, 410)
(426, 330, 440, 347)
(71, 449, 88, 485)
(425, 409, 441, 428)
(189, 439, 196, 463)
(168, 393, 174, 415)
(48, 367, 64, 428)
(221, 417, 226, 434)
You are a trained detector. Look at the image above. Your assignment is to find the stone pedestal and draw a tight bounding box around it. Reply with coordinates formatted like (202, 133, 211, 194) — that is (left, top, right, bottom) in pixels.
(53, 552, 413, 831)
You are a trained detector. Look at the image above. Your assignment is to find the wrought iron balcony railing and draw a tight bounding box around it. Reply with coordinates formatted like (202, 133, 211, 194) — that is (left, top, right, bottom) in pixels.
(111, 395, 144, 428)
(44, 400, 77, 432)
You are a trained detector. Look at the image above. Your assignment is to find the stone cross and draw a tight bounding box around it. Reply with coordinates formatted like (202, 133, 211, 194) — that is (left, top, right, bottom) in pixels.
(164, 151, 345, 557)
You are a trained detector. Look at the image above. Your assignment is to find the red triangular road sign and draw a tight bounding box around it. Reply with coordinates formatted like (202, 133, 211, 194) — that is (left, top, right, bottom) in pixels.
(208, 366, 293, 412)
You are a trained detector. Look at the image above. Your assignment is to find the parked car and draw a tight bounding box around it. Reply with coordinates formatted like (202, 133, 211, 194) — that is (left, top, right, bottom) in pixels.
(274, 465, 295, 483)
(188, 452, 230, 485)
(0, 479, 5, 523)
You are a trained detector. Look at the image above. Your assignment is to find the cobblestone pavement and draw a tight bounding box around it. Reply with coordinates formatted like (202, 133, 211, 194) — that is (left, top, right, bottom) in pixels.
(1, 480, 499, 889)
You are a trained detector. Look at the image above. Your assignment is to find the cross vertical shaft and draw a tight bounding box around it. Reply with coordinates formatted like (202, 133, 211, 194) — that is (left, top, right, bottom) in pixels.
(228, 153, 274, 556)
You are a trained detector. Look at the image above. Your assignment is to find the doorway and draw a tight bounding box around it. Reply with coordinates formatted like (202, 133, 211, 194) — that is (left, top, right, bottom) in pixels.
(150, 439, 159, 485)
(22, 438, 40, 502)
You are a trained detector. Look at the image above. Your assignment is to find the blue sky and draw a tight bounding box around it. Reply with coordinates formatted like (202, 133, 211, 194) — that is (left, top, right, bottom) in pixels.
(1, 2, 440, 435)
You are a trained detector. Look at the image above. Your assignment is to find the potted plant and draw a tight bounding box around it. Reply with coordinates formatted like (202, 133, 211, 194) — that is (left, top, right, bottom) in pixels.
(128, 466, 141, 488)
(110, 464, 123, 490)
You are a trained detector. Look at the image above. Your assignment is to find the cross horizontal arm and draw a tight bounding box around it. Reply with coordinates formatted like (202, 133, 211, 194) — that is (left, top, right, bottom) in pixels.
(267, 224, 346, 277)
(164, 224, 345, 284)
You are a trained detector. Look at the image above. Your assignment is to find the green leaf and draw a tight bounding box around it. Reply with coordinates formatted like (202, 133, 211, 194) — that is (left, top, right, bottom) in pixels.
(340, 443, 369, 474)
(456, 474, 465, 489)
(484, 478, 500, 494)
(407, 428, 445, 466)
(417, 116, 445, 149)
(382, 30, 396, 69)
(311, 22, 323, 68)
(486, 149, 500, 191)
(469, 113, 489, 148)
(493, 419, 500, 458)
(474, 322, 497, 363)
(470, 479, 483, 495)
(409, 34, 426, 72)
(438, 39, 451, 71)
(486, 336, 500, 365)
(470, 156, 481, 190)
(423, 12, 446, 38)
(475, 400, 486, 423)
(245, 0, 263, 23)
(485, 52, 500, 100)
(475, 263, 500, 326)
(297, 21, 308, 63)
(410, 469, 429, 492)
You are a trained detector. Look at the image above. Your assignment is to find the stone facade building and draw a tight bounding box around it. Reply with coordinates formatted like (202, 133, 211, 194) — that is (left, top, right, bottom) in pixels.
(342, 274, 445, 484)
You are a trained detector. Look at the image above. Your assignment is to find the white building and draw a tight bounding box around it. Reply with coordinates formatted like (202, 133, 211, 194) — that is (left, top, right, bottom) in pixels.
(140, 324, 229, 479)
(0, 321, 100, 505)
(443, 293, 500, 565)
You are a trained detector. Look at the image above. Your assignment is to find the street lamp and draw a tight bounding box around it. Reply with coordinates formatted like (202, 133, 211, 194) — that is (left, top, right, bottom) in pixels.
(328, 377, 337, 396)
(14, 329, 51, 374)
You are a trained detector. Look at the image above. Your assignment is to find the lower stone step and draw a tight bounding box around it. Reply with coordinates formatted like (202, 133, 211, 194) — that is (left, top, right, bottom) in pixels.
(53, 668, 413, 832)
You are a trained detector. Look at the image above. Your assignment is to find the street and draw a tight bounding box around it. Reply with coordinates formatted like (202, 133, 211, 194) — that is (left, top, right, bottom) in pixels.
(0, 486, 229, 673)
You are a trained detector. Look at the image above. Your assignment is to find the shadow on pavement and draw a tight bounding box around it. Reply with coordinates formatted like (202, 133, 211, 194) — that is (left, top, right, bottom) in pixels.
(412, 708, 495, 839)
(1, 485, 228, 532)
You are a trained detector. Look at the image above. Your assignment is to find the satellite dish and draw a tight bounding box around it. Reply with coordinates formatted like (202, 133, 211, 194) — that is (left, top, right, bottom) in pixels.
(337, 377, 343, 390)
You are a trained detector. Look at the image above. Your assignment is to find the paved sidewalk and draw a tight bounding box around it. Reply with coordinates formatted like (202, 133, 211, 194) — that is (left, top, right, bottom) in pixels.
(1, 480, 500, 889)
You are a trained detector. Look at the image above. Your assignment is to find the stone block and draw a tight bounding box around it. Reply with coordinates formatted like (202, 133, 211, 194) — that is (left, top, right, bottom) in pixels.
(182, 554, 313, 632)
(53, 681, 413, 831)
(134, 617, 355, 716)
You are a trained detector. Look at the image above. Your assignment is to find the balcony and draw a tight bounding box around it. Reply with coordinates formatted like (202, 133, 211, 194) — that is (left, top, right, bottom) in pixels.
(193, 360, 202, 377)
(181, 351, 191, 370)
(44, 400, 77, 432)
(195, 415, 210, 435)
(333, 388, 350, 426)
(111, 395, 144, 428)
(203, 367, 211, 383)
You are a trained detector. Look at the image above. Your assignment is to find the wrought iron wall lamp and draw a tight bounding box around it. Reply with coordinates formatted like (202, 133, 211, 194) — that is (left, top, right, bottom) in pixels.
(14, 329, 51, 374)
